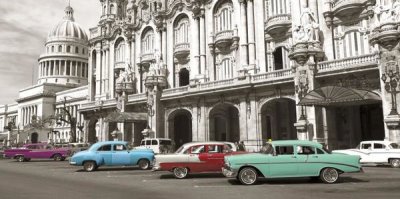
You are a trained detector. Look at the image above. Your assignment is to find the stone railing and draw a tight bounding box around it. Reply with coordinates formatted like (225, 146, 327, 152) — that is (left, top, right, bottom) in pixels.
(173, 43, 190, 60)
(80, 101, 96, 109)
(141, 53, 155, 64)
(128, 93, 147, 101)
(266, 14, 291, 24)
(199, 78, 235, 90)
(114, 61, 126, 69)
(215, 29, 234, 42)
(163, 86, 189, 96)
(317, 53, 378, 73)
(252, 69, 293, 82)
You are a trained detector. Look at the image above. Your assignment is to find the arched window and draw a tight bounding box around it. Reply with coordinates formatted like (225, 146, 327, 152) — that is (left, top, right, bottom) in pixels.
(335, 30, 369, 59)
(51, 46, 55, 52)
(217, 58, 234, 80)
(110, 4, 116, 15)
(141, 28, 155, 54)
(115, 39, 126, 62)
(58, 45, 62, 52)
(67, 46, 71, 53)
(265, 0, 291, 17)
(82, 48, 85, 54)
(214, 1, 233, 33)
(75, 47, 79, 53)
(174, 16, 190, 45)
(273, 47, 290, 71)
(102, 5, 106, 15)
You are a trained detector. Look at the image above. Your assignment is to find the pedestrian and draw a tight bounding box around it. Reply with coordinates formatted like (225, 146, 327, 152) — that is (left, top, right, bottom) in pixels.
(238, 141, 246, 151)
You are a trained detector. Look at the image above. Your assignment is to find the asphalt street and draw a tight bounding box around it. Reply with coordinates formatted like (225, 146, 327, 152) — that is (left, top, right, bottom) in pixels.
(0, 159, 399, 199)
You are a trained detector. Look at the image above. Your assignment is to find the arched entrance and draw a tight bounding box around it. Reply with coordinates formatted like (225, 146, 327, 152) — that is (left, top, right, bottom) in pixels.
(168, 109, 192, 149)
(260, 98, 297, 141)
(209, 104, 239, 142)
(31, 132, 38, 143)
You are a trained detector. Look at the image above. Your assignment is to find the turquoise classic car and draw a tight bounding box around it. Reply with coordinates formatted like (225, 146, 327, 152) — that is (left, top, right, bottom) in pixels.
(70, 141, 154, 172)
(222, 140, 362, 185)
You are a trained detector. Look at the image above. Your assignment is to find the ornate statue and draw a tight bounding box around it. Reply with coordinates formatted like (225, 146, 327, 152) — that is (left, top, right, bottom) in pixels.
(293, 25, 308, 43)
(300, 7, 320, 42)
(393, 0, 400, 21)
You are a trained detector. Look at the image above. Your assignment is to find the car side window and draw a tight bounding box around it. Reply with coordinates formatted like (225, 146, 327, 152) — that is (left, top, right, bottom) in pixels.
(296, 146, 315, 155)
(275, 146, 294, 155)
(98, 145, 112, 151)
(151, 140, 158, 145)
(113, 144, 127, 151)
(141, 140, 145, 145)
(361, 143, 372, 149)
(374, 143, 384, 149)
(145, 140, 151, 145)
(207, 145, 223, 153)
(191, 145, 205, 154)
(316, 148, 325, 154)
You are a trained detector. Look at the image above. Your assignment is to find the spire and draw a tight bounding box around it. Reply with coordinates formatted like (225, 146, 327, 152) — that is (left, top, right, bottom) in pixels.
(64, 0, 74, 21)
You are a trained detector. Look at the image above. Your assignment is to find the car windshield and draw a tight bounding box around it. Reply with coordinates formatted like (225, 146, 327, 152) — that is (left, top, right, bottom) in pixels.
(259, 143, 274, 155)
(175, 146, 185, 154)
(322, 146, 332, 154)
(390, 143, 400, 149)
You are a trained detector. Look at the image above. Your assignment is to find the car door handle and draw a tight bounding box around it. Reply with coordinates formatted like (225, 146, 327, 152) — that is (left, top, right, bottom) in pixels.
(292, 156, 297, 158)
(311, 156, 318, 158)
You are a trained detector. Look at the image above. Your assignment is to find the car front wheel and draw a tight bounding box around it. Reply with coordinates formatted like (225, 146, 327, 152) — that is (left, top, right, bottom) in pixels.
(238, 167, 258, 185)
(16, 156, 25, 162)
(53, 154, 62, 161)
(320, 168, 339, 184)
(173, 167, 188, 179)
(83, 161, 97, 172)
(390, 159, 400, 168)
(138, 159, 150, 170)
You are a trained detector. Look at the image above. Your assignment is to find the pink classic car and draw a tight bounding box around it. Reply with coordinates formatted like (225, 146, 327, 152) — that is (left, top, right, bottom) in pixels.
(4, 143, 70, 162)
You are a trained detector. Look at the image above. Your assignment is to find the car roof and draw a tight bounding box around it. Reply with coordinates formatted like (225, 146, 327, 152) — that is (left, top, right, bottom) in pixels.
(270, 140, 322, 147)
(182, 141, 234, 147)
(90, 141, 128, 149)
(360, 140, 394, 144)
(142, 138, 171, 140)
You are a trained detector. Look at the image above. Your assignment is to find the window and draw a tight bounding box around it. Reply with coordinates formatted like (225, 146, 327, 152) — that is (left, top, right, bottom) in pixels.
(75, 47, 79, 53)
(390, 143, 400, 149)
(151, 140, 158, 145)
(361, 143, 372, 149)
(141, 140, 145, 145)
(214, 2, 233, 33)
(58, 45, 62, 52)
(141, 29, 155, 54)
(296, 146, 315, 155)
(207, 145, 223, 153)
(217, 58, 234, 80)
(98, 145, 112, 151)
(191, 145, 205, 154)
(113, 144, 126, 151)
(275, 145, 294, 155)
(174, 17, 190, 45)
(145, 140, 151, 145)
(374, 143, 385, 149)
(317, 148, 326, 154)
(51, 46, 55, 52)
(67, 46, 71, 53)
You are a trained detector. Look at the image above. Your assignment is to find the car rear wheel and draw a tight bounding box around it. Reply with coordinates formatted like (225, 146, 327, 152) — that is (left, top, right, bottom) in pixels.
(173, 167, 188, 179)
(16, 156, 25, 162)
(390, 159, 400, 168)
(238, 167, 258, 185)
(53, 154, 62, 161)
(83, 161, 97, 172)
(320, 168, 339, 184)
(138, 159, 150, 170)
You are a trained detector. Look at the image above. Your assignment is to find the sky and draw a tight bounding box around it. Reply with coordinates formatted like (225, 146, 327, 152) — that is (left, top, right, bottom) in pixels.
(0, 0, 101, 104)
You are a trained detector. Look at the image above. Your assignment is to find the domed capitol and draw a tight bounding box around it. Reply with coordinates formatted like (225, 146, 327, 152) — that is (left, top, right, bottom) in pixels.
(1, 0, 400, 150)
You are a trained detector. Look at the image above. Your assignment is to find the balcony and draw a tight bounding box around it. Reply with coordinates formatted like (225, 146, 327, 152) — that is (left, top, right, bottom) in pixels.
(331, 0, 373, 19)
(114, 61, 126, 70)
(214, 29, 239, 52)
(140, 53, 155, 65)
(116, 82, 135, 94)
(100, 14, 116, 23)
(317, 53, 378, 76)
(265, 14, 292, 37)
(173, 43, 190, 61)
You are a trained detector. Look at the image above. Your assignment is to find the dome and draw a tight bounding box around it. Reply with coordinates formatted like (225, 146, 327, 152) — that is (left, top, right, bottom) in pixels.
(47, 6, 88, 42)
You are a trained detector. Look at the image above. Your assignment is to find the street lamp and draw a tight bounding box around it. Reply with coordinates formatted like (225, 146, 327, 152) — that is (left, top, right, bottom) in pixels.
(77, 122, 84, 143)
(295, 81, 309, 120)
(381, 57, 400, 115)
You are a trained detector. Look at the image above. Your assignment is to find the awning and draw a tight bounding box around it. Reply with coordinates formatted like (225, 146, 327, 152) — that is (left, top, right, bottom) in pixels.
(104, 111, 147, 122)
(298, 86, 381, 106)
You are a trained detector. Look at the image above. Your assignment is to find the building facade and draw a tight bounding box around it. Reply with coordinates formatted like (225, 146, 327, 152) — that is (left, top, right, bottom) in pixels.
(0, 5, 89, 146)
(78, 0, 400, 151)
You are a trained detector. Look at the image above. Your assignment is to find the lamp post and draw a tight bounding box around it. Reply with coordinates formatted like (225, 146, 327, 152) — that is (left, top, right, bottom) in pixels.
(77, 122, 84, 143)
(295, 81, 309, 120)
(381, 58, 400, 116)
(3, 122, 15, 147)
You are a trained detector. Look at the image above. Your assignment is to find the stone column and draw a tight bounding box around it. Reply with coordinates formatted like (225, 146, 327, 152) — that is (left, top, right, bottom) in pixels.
(162, 27, 167, 63)
(95, 50, 101, 97)
(239, 0, 249, 72)
(199, 9, 206, 81)
(191, 15, 200, 81)
(247, 0, 256, 73)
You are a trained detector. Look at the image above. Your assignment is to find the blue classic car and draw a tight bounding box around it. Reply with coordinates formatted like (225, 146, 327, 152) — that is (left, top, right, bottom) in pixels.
(70, 141, 154, 172)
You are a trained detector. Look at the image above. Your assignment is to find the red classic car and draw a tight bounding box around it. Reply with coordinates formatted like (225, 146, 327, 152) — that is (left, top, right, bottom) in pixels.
(4, 143, 70, 162)
(152, 141, 245, 178)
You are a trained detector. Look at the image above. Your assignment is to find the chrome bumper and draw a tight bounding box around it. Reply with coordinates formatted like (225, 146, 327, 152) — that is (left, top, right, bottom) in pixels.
(69, 161, 77, 165)
(222, 167, 237, 178)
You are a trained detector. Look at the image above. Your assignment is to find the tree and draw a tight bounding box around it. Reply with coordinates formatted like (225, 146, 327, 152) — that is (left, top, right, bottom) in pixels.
(54, 98, 77, 143)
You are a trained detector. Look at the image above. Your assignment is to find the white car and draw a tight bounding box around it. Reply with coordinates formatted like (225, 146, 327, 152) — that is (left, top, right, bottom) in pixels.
(333, 140, 400, 168)
(135, 138, 173, 154)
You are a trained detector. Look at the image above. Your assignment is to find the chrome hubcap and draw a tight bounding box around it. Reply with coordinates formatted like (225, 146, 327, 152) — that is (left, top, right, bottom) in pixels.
(241, 169, 256, 184)
(86, 163, 94, 171)
(392, 159, 400, 167)
(140, 161, 149, 169)
(174, 168, 187, 178)
(323, 168, 338, 183)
